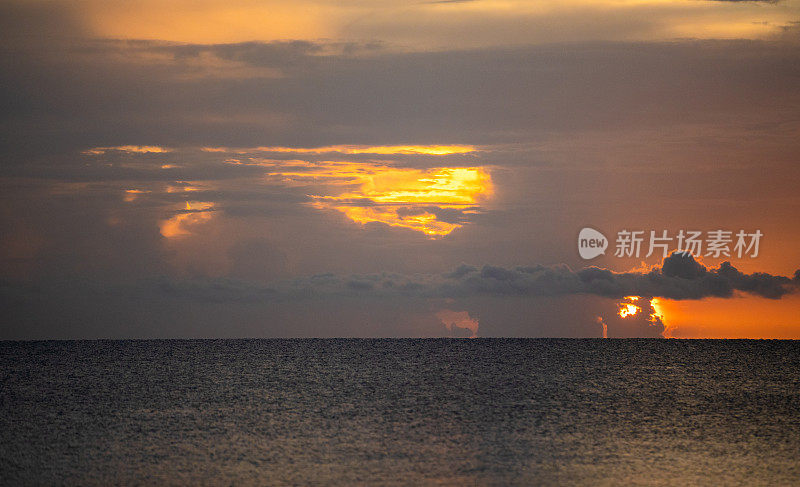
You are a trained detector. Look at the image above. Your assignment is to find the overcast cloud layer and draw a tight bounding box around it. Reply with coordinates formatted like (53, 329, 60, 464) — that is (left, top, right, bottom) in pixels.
(1, 0, 799, 338)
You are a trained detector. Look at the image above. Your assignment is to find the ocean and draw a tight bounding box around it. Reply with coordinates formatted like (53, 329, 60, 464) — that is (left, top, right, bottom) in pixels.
(1, 339, 799, 485)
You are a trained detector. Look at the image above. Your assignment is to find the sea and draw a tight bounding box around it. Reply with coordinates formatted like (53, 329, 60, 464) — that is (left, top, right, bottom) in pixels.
(1, 339, 799, 486)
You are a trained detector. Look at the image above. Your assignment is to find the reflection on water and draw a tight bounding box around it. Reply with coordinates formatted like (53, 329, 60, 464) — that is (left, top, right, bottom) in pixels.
(1, 339, 799, 485)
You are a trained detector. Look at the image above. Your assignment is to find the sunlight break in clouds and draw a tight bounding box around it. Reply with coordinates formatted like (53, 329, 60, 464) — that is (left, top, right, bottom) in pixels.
(311, 166, 493, 236)
(650, 298, 669, 337)
(618, 295, 641, 318)
(82, 144, 492, 237)
(615, 295, 667, 336)
(213, 145, 492, 236)
(159, 202, 215, 238)
(203, 145, 476, 155)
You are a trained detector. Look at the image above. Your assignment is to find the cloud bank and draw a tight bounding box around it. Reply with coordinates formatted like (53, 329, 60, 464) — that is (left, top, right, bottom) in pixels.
(154, 252, 797, 302)
(2, 253, 795, 339)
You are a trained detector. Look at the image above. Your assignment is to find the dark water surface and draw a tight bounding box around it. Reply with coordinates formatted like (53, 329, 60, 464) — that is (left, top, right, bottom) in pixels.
(1, 339, 799, 485)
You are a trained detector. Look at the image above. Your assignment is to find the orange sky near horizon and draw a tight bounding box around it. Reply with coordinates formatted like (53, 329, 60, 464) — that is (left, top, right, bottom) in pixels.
(655, 294, 800, 339)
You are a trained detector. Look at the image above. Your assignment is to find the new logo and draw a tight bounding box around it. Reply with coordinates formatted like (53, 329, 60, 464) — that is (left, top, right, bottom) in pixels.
(578, 228, 608, 260)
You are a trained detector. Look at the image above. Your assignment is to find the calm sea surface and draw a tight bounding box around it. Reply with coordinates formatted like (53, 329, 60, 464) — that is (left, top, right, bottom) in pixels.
(1, 339, 799, 485)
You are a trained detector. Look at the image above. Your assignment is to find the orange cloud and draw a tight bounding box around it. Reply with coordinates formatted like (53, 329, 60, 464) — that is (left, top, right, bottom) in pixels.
(329, 206, 462, 236)
(166, 182, 207, 193)
(83, 1, 332, 44)
(159, 201, 215, 238)
(123, 189, 151, 202)
(83, 145, 171, 155)
(84, 144, 490, 236)
(205, 144, 476, 155)
(224, 155, 492, 236)
(311, 166, 492, 236)
(436, 309, 479, 338)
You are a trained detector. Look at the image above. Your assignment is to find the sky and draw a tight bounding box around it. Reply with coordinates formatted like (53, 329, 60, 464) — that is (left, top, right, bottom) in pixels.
(1, 0, 799, 339)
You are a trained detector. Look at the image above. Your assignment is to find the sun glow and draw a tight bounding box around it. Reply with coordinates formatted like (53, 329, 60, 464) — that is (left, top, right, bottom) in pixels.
(618, 303, 640, 318)
(313, 166, 492, 236)
(85, 143, 491, 237)
(615, 295, 669, 336)
(235, 156, 492, 236)
(650, 297, 669, 337)
(648, 295, 800, 339)
(618, 296, 641, 318)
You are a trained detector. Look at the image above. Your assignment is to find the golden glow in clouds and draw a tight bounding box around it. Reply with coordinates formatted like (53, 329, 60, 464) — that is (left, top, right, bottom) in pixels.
(159, 201, 215, 238)
(617, 295, 667, 336)
(313, 166, 492, 236)
(204, 145, 476, 156)
(618, 295, 641, 318)
(650, 298, 668, 337)
(216, 144, 492, 236)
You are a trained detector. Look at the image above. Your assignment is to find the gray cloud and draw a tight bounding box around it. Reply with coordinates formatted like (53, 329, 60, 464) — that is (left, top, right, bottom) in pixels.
(4, 35, 800, 163)
(5, 252, 791, 339)
(103, 252, 798, 302)
(337, 252, 796, 300)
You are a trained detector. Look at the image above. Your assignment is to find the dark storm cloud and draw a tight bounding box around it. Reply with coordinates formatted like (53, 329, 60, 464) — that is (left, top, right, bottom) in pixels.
(661, 251, 708, 279)
(114, 252, 797, 303)
(416, 252, 796, 300)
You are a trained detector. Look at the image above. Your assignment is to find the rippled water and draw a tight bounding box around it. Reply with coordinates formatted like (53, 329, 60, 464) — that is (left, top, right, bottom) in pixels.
(1, 339, 799, 485)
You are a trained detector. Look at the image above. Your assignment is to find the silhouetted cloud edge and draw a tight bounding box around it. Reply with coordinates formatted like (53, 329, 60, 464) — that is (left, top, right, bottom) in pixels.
(140, 252, 798, 302)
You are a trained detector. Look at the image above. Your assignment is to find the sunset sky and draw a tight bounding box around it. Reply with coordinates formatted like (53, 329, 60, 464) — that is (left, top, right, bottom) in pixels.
(1, 0, 799, 339)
